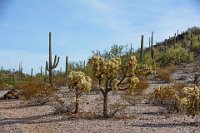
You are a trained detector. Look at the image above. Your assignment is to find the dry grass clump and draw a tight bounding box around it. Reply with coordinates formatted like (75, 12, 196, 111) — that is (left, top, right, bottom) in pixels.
(15, 81, 56, 105)
(156, 65, 177, 82)
(135, 79, 149, 93)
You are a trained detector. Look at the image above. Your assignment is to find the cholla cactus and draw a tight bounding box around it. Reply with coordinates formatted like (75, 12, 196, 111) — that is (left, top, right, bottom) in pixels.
(68, 71, 92, 113)
(180, 86, 200, 117)
(90, 55, 139, 117)
(136, 64, 155, 78)
(90, 55, 121, 79)
(153, 86, 178, 105)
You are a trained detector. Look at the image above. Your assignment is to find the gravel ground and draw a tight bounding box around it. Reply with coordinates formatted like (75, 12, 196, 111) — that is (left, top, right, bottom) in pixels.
(0, 91, 200, 133)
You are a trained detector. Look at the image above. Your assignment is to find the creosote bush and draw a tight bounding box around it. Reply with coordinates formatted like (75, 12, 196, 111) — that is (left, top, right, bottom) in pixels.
(67, 71, 92, 113)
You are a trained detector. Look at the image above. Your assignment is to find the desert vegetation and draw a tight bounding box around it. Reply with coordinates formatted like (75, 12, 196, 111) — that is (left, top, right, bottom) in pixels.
(1, 27, 200, 132)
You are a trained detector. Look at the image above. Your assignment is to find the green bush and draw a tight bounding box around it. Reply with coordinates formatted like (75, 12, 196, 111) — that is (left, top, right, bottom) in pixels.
(157, 47, 194, 66)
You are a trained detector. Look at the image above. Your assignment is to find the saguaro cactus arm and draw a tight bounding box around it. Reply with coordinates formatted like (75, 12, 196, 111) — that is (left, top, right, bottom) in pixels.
(53, 55, 60, 68)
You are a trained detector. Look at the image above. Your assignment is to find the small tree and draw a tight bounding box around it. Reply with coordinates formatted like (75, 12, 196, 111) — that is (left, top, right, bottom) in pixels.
(68, 71, 92, 113)
(89, 55, 139, 117)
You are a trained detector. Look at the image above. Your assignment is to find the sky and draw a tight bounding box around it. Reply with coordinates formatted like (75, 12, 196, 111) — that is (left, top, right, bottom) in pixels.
(0, 0, 200, 74)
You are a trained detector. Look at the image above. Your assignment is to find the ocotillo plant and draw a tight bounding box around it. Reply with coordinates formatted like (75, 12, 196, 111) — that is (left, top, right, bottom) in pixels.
(140, 35, 144, 62)
(46, 32, 60, 87)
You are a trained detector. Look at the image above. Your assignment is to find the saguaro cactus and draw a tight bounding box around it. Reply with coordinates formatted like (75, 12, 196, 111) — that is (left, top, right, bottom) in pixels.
(151, 32, 154, 60)
(40, 66, 43, 75)
(44, 66, 47, 83)
(65, 56, 68, 77)
(174, 33, 176, 49)
(140, 35, 144, 62)
(31, 68, 33, 78)
(149, 37, 151, 49)
(12, 69, 15, 84)
(165, 39, 167, 52)
(19, 62, 23, 80)
(46, 32, 60, 86)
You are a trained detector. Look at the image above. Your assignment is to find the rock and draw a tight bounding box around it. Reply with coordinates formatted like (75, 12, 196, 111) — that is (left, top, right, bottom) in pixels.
(3, 89, 19, 99)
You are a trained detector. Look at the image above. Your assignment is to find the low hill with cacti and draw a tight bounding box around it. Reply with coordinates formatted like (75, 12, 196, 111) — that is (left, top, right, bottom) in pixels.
(137, 26, 200, 67)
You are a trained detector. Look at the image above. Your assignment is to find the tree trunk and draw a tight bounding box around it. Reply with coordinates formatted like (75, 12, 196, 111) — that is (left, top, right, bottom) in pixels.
(74, 88, 79, 113)
(103, 92, 109, 117)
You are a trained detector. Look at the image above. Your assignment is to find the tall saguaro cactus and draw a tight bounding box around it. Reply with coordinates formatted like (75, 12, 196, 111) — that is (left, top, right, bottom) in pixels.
(140, 35, 144, 62)
(19, 62, 23, 80)
(165, 39, 167, 52)
(65, 56, 68, 77)
(174, 33, 176, 49)
(46, 32, 60, 87)
(149, 37, 151, 49)
(151, 32, 154, 60)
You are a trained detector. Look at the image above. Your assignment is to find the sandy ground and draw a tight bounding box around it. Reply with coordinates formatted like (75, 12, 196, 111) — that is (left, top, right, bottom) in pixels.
(0, 89, 200, 133)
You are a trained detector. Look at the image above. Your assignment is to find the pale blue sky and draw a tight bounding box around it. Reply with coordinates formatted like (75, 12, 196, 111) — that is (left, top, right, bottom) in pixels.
(0, 0, 200, 74)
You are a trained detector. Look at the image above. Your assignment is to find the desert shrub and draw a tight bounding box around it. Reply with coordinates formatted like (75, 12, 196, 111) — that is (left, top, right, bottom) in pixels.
(53, 74, 66, 87)
(156, 65, 177, 82)
(190, 41, 200, 53)
(135, 79, 149, 94)
(157, 47, 194, 67)
(15, 81, 55, 104)
(173, 83, 186, 93)
(53, 98, 76, 114)
(187, 26, 200, 35)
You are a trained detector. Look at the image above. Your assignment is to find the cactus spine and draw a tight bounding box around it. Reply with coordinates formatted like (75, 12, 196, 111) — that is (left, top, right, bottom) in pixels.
(46, 32, 60, 87)
(140, 35, 144, 62)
